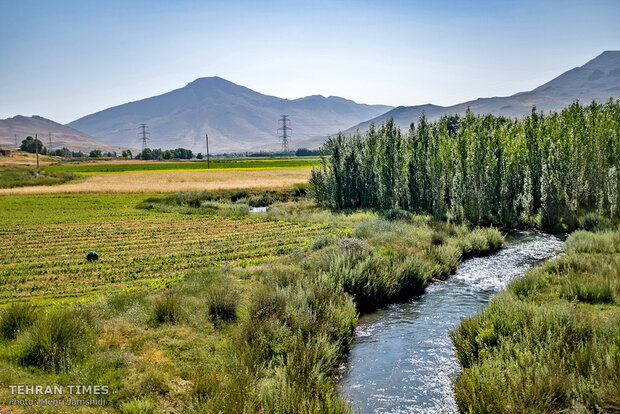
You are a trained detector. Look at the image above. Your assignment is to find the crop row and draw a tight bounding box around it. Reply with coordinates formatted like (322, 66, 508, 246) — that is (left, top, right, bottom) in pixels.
(0, 216, 330, 302)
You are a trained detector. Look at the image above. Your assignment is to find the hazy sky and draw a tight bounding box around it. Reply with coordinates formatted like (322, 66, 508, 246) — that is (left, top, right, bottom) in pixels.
(1, 0, 619, 124)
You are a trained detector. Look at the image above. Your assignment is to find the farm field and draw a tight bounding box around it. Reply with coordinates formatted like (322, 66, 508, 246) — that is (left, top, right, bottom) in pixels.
(0, 156, 317, 194)
(46, 157, 321, 173)
(0, 168, 312, 194)
(0, 193, 331, 304)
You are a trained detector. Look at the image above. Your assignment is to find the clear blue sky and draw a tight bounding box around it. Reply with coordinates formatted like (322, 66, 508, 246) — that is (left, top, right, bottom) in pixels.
(1, 0, 618, 124)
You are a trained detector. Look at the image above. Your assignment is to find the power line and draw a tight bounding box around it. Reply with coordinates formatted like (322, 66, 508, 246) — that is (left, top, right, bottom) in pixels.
(205, 133, 210, 169)
(277, 115, 292, 152)
(138, 124, 149, 151)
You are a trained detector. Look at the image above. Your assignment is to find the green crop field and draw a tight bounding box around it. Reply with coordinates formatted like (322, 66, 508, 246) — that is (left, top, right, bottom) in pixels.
(46, 157, 321, 173)
(0, 193, 330, 304)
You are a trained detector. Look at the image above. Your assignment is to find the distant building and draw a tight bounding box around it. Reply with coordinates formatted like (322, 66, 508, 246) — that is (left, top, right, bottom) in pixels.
(0, 148, 11, 156)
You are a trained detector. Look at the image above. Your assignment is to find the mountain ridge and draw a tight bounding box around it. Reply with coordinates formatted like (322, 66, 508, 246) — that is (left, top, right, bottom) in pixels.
(344, 50, 620, 134)
(0, 115, 119, 153)
(67, 77, 393, 152)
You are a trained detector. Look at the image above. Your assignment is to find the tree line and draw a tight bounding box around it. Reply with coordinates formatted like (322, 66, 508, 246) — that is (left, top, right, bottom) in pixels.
(309, 100, 620, 230)
(136, 147, 193, 160)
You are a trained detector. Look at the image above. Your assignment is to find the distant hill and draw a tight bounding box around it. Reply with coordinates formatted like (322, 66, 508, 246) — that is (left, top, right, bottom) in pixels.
(67, 77, 393, 152)
(345, 50, 620, 134)
(0, 115, 119, 153)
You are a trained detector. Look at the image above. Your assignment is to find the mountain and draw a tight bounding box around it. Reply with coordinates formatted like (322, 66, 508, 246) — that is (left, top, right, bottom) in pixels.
(67, 77, 393, 152)
(345, 50, 620, 134)
(0, 115, 118, 153)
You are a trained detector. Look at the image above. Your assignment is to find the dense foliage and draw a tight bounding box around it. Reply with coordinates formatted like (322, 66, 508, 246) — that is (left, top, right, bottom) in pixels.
(295, 148, 321, 156)
(19, 136, 47, 154)
(137, 147, 193, 160)
(310, 100, 620, 230)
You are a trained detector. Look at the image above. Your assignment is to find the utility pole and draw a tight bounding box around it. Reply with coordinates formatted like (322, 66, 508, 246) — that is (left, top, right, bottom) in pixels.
(139, 124, 149, 152)
(278, 115, 292, 153)
(48, 132, 52, 153)
(35, 133, 39, 173)
(14, 134, 18, 149)
(205, 133, 210, 169)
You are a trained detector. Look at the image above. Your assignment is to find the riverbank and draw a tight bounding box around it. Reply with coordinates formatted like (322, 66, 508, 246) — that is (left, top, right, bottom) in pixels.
(338, 231, 564, 412)
(451, 229, 620, 413)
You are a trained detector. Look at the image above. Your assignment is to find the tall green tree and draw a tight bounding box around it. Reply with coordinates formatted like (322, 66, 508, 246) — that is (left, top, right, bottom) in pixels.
(20, 136, 47, 155)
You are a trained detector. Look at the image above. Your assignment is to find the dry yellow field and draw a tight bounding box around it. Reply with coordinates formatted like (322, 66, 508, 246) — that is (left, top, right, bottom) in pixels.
(0, 168, 311, 194)
(0, 151, 58, 166)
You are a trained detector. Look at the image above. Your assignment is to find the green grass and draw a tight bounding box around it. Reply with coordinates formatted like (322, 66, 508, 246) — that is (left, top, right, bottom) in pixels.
(0, 193, 332, 304)
(451, 229, 620, 413)
(46, 157, 321, 173)
(0, 166, 79, 188)
(0, 191, 507, 412)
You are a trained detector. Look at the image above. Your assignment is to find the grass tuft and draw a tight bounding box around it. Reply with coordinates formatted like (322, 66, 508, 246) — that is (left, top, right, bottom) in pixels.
(18, 308, 91, 371)
(152, 291, 183, 325)
(206, 283, 240, 325)
(0, 302, 37, 340)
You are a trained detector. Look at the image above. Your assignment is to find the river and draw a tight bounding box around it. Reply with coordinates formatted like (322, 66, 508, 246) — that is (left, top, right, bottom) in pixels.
(338, 231, 565, 414)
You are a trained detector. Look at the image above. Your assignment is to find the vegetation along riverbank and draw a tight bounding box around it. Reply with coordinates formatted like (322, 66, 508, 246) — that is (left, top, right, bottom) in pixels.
(451, 229, 620, 413)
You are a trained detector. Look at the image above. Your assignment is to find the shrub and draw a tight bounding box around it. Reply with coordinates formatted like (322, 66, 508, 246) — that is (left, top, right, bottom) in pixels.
(19, 308, 91, 371)
(249, 193, 275, 207)
(310, 235, 332, 251)
(479, 227, 504, 251)
(381, 208, 411, 221)
(459, 227, 504, 258)
(230, 189, 250, 202)
(431, 230, 446, 245)
(430, 244, 461, 277)
(206, 284, 239, 324)
(105, 292, 141, 314)
(0, 302, 37, 340)
(393, 255, 430, 298)
(578, 213, 611, 232)
(251, 287, 286, 322)
(352, 219, 394, 239)
(509, 268, 549, 299)
(561, 280, 615, 304)
(567, 230, 620, 254)
(463, 231, 489, 255)
(152, 292, 183, 325)
(291, 183, 308, 197)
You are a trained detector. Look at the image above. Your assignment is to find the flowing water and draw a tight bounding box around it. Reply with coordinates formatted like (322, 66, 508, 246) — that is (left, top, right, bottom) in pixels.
(338, 232, 565, 414)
